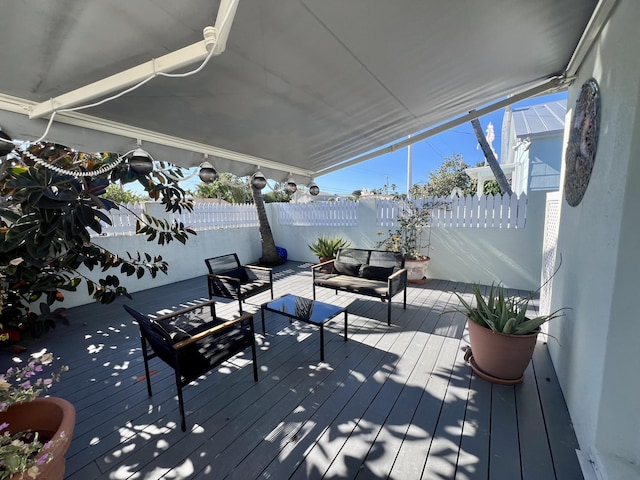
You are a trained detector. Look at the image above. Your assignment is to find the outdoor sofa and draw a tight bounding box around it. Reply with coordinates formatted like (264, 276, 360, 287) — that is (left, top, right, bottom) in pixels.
(311, 248, 407, 325)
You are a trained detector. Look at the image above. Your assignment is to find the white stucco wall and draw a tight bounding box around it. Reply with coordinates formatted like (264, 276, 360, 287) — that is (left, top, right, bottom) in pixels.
(58, 225, 263, 309)
(57, 192, 546, 311)
(273, 194, 546, 291)
(548, 1, 640, 477)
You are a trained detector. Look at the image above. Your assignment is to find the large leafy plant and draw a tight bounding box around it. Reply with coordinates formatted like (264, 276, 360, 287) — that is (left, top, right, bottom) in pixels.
(454, 284, 565, 335)
(0, 142, 195, 336)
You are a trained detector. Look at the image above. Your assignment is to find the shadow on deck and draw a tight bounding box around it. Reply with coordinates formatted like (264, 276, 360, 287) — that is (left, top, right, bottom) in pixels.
(0, 262, 583, 479)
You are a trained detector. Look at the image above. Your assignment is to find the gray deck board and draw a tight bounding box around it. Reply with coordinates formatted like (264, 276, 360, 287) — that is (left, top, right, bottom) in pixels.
(0, 262, 583, 479)
(517, 363, 556, 480)
(531, 342, 583, 480)
(490, 385, 521, 479)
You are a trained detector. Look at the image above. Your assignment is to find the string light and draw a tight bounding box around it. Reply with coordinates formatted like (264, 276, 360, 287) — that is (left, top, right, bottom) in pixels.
(16, 144, 127, 178)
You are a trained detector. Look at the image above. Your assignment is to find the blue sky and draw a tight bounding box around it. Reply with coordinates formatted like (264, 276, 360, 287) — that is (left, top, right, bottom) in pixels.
(161, 91, 567, 196)
(315, 91, 568, 196)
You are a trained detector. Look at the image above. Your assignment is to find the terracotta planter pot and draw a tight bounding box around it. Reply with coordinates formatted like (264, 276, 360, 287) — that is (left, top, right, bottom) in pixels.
(405, 257, 430, 284)
(467, 318, 538, 384)
(0, 397, 76, 480)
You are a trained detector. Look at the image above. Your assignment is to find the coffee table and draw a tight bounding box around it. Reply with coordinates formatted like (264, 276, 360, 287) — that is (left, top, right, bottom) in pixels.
(260, 294, 348, 361)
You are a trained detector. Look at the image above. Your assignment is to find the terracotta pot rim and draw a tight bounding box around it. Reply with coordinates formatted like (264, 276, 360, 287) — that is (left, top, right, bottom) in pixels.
(467, 318, 540, 338)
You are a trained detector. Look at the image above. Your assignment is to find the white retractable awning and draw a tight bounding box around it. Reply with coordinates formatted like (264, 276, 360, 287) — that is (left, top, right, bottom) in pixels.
(0, 0, 605, 185)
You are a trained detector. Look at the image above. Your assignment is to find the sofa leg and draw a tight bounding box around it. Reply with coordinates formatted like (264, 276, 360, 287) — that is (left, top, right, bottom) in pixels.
(387, 301, 391, 326)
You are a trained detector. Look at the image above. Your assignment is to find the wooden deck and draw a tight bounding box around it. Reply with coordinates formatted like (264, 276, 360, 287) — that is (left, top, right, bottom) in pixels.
(6, 262, 583, 479)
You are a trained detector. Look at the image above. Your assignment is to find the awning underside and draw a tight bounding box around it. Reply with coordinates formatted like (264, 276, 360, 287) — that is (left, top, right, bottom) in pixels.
(0, 0, 598, 183)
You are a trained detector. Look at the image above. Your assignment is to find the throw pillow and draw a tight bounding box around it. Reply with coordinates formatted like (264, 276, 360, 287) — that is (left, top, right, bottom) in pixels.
(359, 264, 394, 281)
(333, 260, 362, 276)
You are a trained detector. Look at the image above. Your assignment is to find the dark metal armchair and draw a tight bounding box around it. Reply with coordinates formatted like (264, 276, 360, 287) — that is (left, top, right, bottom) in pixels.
(124, 300, 258, 432)
(205, 253, 273, 314)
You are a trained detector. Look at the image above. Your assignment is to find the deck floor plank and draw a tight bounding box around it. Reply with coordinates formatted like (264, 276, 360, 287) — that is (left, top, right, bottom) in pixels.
(531, 342, 583, 480)
(490, 385, 521, 479)
(0, 262, 583, 480)
(517, 362, 556, 480)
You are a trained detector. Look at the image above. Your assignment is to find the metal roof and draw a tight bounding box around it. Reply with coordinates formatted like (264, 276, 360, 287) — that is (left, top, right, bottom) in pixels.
(512, 100, 567, 138)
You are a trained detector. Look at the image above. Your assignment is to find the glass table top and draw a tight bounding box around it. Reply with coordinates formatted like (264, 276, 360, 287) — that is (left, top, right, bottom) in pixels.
(263, 294, 345, 324)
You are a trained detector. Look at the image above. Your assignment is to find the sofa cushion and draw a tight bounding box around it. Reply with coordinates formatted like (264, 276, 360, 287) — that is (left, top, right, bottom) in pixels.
(333, 261, 361, 276)
(359, 264, 394, 281)
(221, 267, 249, 282)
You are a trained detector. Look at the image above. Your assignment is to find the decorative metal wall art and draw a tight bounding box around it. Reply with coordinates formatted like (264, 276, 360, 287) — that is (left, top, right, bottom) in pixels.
(564, 78, 601, 207)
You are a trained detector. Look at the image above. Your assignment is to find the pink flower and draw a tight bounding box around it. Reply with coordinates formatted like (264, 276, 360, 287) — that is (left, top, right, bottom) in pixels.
(0, 422, 9, 431)
(37, 453, 50, 465)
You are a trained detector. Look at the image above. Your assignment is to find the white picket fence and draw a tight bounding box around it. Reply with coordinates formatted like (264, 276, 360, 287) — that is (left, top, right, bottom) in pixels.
(276, 201, 359, 226)
(172, 202, 258, 230)
(432, 194, 527, 229)
(93, 201, 258, 236)
(93, 194, 527, 236)
(96, 203, 144, 236)
(377, 194, 527, 229)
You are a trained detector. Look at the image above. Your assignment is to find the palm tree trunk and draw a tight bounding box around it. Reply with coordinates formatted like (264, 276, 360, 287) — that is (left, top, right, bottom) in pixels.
(471, 118, 513, 195)
(251, 184, 284, 266)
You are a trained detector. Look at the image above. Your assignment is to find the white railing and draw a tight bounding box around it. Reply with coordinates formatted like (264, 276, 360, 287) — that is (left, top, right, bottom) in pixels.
(275, 201, 359, 226)
(377, 194, 528, 229)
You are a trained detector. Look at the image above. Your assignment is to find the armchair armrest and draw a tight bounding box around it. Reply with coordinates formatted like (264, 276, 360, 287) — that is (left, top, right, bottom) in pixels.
(173, 312, 255, 349)
(210, 273, 243, 283)
(244, 265, 272, 282)
(245, 264, 271, 272)
(153, 299, 218, 323)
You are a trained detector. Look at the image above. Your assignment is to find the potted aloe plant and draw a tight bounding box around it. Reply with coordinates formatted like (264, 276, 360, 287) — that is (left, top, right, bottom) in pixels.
(452, 284, 566, 384)
(308, 235, 350, 263)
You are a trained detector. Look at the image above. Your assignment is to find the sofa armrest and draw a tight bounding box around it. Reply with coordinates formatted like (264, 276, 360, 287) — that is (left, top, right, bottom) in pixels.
(388, 268, 408, 295)
(311, 259, 335, 278)
(311, 259, 335, 270)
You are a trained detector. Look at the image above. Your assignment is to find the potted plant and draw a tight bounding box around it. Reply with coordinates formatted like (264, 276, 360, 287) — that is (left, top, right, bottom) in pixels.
(0, 140, 195, 339)
(308, 235, 350, 263)
(0, 352, 73, 480)
(376, 200, 432, 284)
(451, 284, 566, 384)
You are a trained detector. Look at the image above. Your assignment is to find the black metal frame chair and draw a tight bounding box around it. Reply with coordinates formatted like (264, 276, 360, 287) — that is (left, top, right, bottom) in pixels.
(124, 300, 258, 431)
(205, 253, 274, 314)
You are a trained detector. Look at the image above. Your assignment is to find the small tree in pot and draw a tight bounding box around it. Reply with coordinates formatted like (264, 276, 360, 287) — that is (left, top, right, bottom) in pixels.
(451, 283, 566, 384)
(376, 200, 433, 284)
